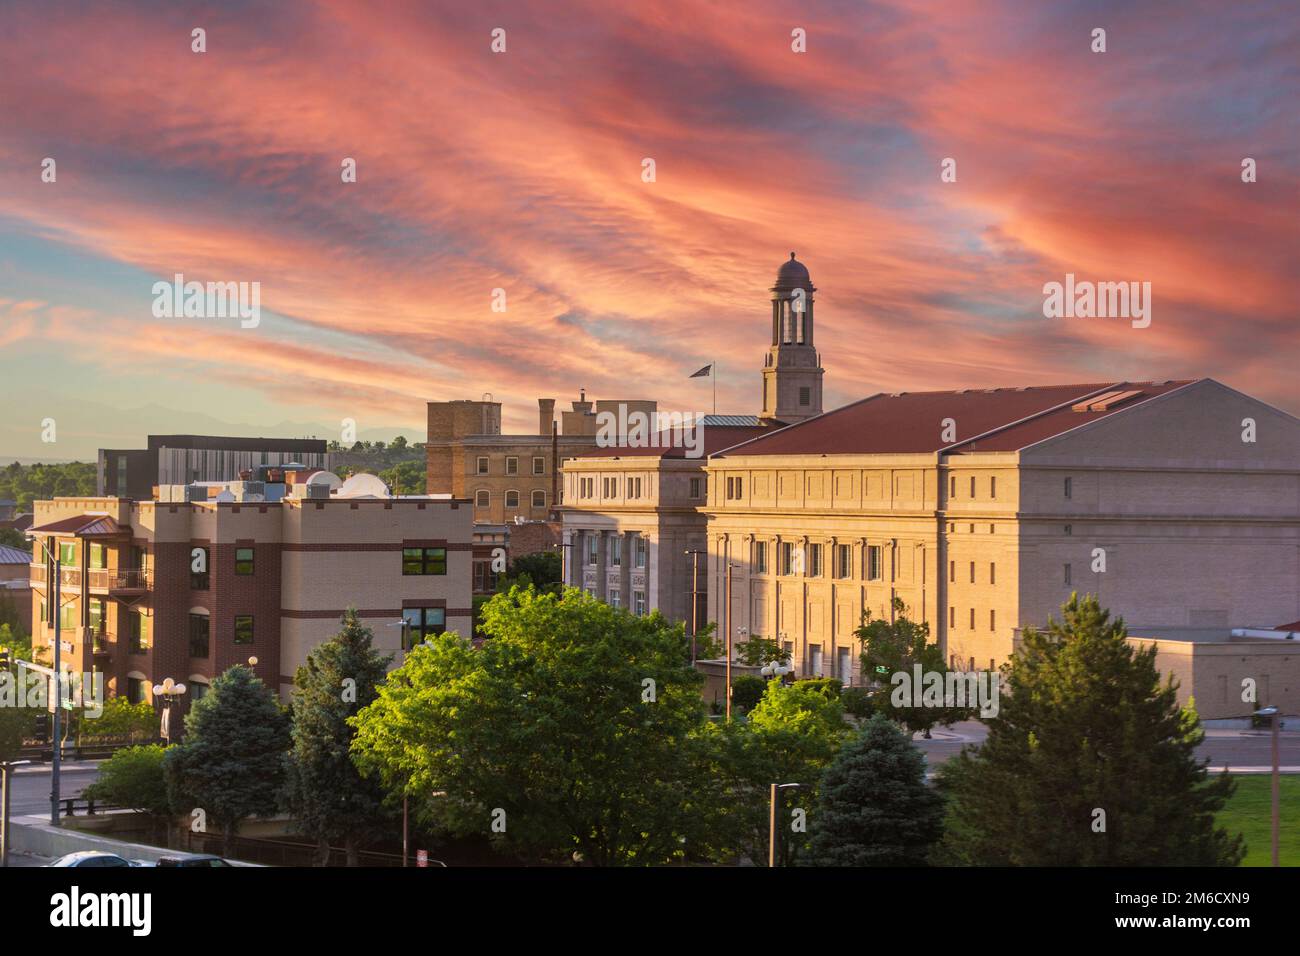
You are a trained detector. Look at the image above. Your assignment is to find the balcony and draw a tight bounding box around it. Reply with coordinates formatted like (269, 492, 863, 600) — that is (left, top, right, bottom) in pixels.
(108, 568, 151, 594)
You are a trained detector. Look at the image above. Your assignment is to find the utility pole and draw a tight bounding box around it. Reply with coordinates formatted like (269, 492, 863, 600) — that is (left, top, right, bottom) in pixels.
(768, 782, 804, 867)
(29, 533, 63, 827)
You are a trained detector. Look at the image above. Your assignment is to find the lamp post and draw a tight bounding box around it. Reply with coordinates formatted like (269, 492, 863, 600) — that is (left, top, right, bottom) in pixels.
(1, 759, 31, 867)
(385, 618, 413, 867)
(684, 549, 706, 664)
(556, 541, 574, 589)
(27, 533, 63, 827)
(1254, 705, 1280, 867)
(768, 782, 804, 867)
(151, 678, 187, 744)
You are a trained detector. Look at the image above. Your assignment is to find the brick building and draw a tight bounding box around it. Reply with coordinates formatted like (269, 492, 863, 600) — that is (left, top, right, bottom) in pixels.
(27, 476, 472, 712)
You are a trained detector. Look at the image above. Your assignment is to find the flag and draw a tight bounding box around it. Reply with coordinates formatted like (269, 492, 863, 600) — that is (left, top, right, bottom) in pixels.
(689, 364, 713, 378)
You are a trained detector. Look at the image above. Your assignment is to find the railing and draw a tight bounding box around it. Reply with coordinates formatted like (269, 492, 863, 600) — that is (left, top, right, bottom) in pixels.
(108, 568, 151, 590)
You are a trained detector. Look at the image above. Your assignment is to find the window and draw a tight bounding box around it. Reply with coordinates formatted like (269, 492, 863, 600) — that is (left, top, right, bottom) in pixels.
(610, 537, 622, 567)
(477, 456, 489, 475)
(689, 477, 703, 499)
(754, 541, 768, 574)
(970, 476, 976, 498)
(990, 609, 996, 632)
(234, 615, 255, 645)
(780, 542, 794, 576)
(633, 591, 646, 617)
(950, 476, 956, 498)
(88, 543, 106, 570)
(189, 614, 210, 658)
(472, 561, 498, 593)
(191, 682, 209, 702)
(726, 476, 744, 500)
(634, 536, 647, 569)
(506, 457, 518, 475)
(59, 541, 76, 566)
(949, 560, 955, 583)
(127, 678, 145, 704)
(532, 490, 546, 508)
(532, 456, 545, 475)
(808, 644, 823, 676)
(799, 386, 811, 406)
(401, 607, 446, 648)
(867, 546, 883, 581)
(476, 490, 490, 508)
(505, 490, 520, 508)
(807, 543, 822, 577)
(88, 598, 105, 635)
(403, 547, 447, 575)
(586, 536, 598, 565)
(191, 547, 209, 590)
(834, 544, 851, 579)
(608, 589, 621, 609)
(1064, 563, 1072, 586)
(990, 477, 997, 499)
(990, 562, 996, 585)
(627, 477, 642, 499)
(969, 608, 975, 629)
(235, 547, 254, 575)
(1064, 477, 1072, 498)
(969, 561, 975, 583)
(59, 602, 78, 631)
(1064, 524, 1072, 536)
(949, 606, 955, 628)
(580, 477, 594, 499)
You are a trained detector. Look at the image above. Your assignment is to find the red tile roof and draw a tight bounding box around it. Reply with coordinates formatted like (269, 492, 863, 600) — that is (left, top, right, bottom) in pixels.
(715, 381, 1198, 457)
(28, 514, 129, 537)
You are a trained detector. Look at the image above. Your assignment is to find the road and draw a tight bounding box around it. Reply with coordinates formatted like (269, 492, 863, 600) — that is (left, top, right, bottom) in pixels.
(913, 721, 1300, 771)
(6, 761, 98, 817)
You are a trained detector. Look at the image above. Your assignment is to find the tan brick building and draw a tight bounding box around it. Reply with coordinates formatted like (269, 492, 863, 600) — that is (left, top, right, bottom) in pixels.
(705, 378, 1300, 692)
(425, 392, 656, 526)
(27, 477, 472, 713)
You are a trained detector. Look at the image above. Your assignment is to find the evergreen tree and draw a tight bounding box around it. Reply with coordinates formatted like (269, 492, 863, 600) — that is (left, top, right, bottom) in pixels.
(803, 714, 944, 866)
(164, 665, 291, 858)
(283, 608, 393, 865)
(937, 593, 1244, 866)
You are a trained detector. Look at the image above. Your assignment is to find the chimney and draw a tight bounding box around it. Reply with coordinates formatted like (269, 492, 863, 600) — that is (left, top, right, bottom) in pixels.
(538, 398, 555, 437)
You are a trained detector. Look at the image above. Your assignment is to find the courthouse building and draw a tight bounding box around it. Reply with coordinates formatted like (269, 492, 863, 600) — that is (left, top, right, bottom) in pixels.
(705, 377, 1300, 705)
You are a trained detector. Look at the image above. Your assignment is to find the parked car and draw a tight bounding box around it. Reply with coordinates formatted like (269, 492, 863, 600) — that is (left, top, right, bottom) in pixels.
(153, 853, 233, 867)
(46, 851, 146, 868)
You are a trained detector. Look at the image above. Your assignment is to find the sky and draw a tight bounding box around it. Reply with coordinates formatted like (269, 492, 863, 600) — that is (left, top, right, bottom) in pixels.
(0, 0, 1296, 461)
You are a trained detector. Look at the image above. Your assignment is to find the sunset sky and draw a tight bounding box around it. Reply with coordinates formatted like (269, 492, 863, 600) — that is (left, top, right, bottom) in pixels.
(1, 0, 1296, 460)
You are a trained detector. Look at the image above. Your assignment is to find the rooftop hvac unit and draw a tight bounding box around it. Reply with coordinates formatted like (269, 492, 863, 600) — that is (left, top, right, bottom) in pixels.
(306, 483, 331, 499)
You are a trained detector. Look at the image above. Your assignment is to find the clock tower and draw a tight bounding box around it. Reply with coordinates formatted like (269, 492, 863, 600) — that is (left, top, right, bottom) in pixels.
(761, 253, 825, 423)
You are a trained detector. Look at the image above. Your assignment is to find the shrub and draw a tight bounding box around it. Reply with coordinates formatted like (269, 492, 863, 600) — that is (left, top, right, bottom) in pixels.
(796, 677, 842, 700)
(730, 675, 767, 713)
(841, 686, 875, 718)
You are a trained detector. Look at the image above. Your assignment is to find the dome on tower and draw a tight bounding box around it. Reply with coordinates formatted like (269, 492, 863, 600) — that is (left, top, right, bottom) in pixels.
(774, 252, 813, 290)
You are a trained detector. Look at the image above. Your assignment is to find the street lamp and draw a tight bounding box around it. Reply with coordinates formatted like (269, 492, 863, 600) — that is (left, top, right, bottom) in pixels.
(26, 532, 64, 827)
(384, 617, 414, 867)
(760, 659, 792, 681)
(1254, 704, 1281, 867)
(1, 759, 32, 867)
(151, 678, 187, 744)
(768, 782, 805, 867)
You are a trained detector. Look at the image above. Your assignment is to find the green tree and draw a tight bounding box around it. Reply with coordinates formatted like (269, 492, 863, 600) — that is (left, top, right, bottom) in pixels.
(700, 679, 851, 865)
(83, 744, 171, 841)
(858, 598, 970, 737)
(734, 635, 790, 667)
(351, 586, 715, 865)
(936, 593, 1244, 866)
(283, 609, 394, 866)
(164, 665, 291, 858)
(803, 714, 944, 866)
(496, 551, 562, 595)
(0, 528, 31, 551)
(0, 461, 96, 512)
(378, 459, 424, 495)
(81, 697, 157, 741)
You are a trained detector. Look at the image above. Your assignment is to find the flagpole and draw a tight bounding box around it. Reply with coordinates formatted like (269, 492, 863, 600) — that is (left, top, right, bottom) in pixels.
(713, 360, 717, 415)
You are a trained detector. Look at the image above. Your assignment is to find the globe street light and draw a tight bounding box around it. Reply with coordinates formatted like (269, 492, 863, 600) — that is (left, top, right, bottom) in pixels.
(151, 678, 187, 744)
(1254, 705, 1281, 867)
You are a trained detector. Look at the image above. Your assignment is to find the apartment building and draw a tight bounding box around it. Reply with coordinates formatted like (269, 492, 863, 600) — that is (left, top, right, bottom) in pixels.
(98, 434, 331, 499)
(560, 419, 780, 633)
(705, 378, 1300, 693)
(27, 475, 472, 712)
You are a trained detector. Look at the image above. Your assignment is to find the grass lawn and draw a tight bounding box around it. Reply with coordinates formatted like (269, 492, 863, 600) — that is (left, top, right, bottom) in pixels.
(1217, 774, 1300, 866)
